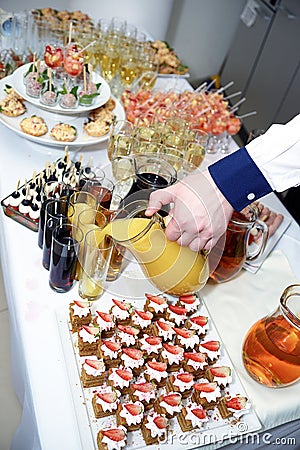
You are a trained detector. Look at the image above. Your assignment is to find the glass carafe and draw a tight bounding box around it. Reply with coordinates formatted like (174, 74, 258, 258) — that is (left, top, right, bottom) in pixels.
(242, 284, 300, 387)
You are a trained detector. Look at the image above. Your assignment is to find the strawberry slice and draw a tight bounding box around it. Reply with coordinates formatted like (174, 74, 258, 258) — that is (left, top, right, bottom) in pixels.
(163, 343, 182, 355)
(84, 358, 103, 370)
(115, 368, 133, 381)
(200, 341, 220, 352)
(163, 393, 181, 406)
(194, 382, 217, 392)
(97, 392, 118, 403)
(184, 352, 206, 362)
(168, 304, 187, 315)
(174, 328, 194, 338)
(122, 347, 143, 360)
(118, 325, 139, 336)
(82, 325, 99, 336)
(101, 339, 121, 352)
(102, 428, 126, 442)
(145, 336, 162, 346)
(74, 300, 89, 308)
(135, 310, 153, 321)
(209, 366, 231, 378)
(96, 311, 114, 322)
(179, 294, 198, 304)
(191, 407, 207, 419)
(153, 415, 168, 429)
(112, 299, 131, 311)
(157, 320, 173, 332)
(145, 293, 167, 305)
(176, 372, 194, 383)
(131, 382, 155, 393)
(190, 316, 208, 327)
(147, 361, 167, 372)
(226, 396, 247, 410)
(124, 403, 143, 415)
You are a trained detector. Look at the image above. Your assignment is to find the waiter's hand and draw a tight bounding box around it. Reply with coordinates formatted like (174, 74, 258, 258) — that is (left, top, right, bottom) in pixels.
(145, 169, 233, 252)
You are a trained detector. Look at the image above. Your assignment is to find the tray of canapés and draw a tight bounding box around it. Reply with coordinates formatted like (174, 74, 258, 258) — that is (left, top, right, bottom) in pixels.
(61, 292, 261, 450)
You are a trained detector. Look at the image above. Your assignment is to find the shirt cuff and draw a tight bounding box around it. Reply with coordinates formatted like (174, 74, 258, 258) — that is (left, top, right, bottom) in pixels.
(208, 147, 273, 211)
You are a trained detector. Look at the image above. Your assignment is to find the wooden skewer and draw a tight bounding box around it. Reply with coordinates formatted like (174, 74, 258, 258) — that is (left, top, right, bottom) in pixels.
(83, 65, 87, 93)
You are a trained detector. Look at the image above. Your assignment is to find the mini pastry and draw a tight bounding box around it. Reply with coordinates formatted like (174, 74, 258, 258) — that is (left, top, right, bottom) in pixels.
(107, 367, 133, 395)
(81, 356, 106, 388)
(160, 343, 184, 372)
(192, 381, 222, 410)
(166, 370, 194, 399)
(141, 412, 169, 445)
(130, 309, 153, 334)
(144, 360, 168, 388)
(120, 347, 144, 376)
(110, 299, 132, 325)
(20, 115, 48, 137)
(176, 293, 201, 316)
(69, 300, 92, 332)
(183, 351, 208, 378)
(177, 402, 208, 432)
(173, 327, 200, 350)
(0, 92, 26, 117)
(92, 385, 121, 418)
(154, 392, 182, 419)
(116, 324, 140, 347)
(116, 401, 144, 431)
(97, 426, 127, 450)
(93, 310, 116, 338)
(98, 339, 121, 368)
(151, 319, 175, 341)
(78, 324, 101, 356)
(165, 304, 187, 326)
(50, 123, 77, 142)
(205, 366, 232, 388)
(198, 340, 221, 364)
(138, 334, 162, 359)
(144, 293, 168, 319)
(186, 315, 209, 338)
(218, 394, 251, 420)
(129, 379, 156, 410)
(84, 115, 113, 137)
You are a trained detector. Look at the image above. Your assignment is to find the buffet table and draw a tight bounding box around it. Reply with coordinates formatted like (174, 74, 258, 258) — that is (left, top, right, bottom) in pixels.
(0, 76, 299, 450)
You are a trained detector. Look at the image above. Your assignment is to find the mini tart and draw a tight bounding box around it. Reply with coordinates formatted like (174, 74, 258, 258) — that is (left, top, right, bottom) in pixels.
(130, 309, 153, 333)
(173, 327, 200, 350)
(205, 366, 232, 388)
(198, 340, 221, 364)
(144, 293, 169, 319)
(50, 123, 77, 142)
(92, 385, 121, 418)
(186, 315, 209, 338)
(107, 367, 133, 395)
(166, 370, 194, 399)
(192, 381, 222, 410)
(83, 117, 111, 137)
(150, 319, 175, 341)
(144, 360, 168, 388)
(97, 426, 127, 450)
(154, 392, 182, 419)
(98, 339, 121, 368)
(116, 324, 140, 347)
(116, 401, 144, 432)
(138, 334, 162, 359)
(20, 115, 48, 137)
(78, 325, 101, 357)
(129, 380, 157, 410)
(165, 304, 187, 325)
(69, 300, 92, 333)
(183, 351, 208, 378)
(109, 299, 132, 325)
(141, 412, 169, 445)
(177, 402, 208, 432)
(176, 293, 201, 316)
(93, 310, 116, 338)
(0, 94, 26, 117)
(81, 356, 106, 388)
(160, 343, 184, 372)
(120, 347, 144, 376)
(218, 394, 251, 420)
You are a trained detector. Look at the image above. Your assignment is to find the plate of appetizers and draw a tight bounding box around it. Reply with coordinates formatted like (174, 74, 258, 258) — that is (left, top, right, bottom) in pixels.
(11, 63, 111, 114)
(0, 76, 125, 148)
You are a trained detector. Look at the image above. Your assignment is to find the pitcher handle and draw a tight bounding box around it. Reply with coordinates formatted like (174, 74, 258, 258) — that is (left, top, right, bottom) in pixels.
(246, 220, 269, 261)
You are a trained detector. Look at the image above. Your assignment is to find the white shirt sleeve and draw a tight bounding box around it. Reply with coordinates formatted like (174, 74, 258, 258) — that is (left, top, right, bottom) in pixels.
(245, 113, 300, 192)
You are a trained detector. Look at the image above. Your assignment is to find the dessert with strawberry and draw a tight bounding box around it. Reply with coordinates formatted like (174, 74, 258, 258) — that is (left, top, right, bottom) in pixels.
(110, 299, 133, 325)
(192, 381, 222, 410)
(78, 324, 101, 356)
(69, 300, 92, 332)
(165, 304, 187, 326)
(218, 394, 251, 420)
(97, 426, 127, 450)
(186, 315, 209, 338)
(116, 401, 145, 431)
(166, 370, 194, 399)
(120, 347, 144, 376)
(138, 334, 162, 359)
(176, 293, 201, 316)
(130, 309, 153, 334)
(81, 355, 106, 388)
(183, 351, 208, 378)
(177, 402, 208, 432)
(98, 339, 121, 368)
(92, 385, 121, 418)
(141, 412, 169, 445)
(173, 327, 200, 350)
(198, 340, 221, 364)
(129, 379, 157, 410)
(144, 293, 168, 319)
(107, 367, 133, 395)
(93, 310, 116, 338)
(160, 342, 184, 372)
(205, 366, 232, 388)
(154, 391, 182, 419)
(151, 319, 175, 341)
(144, 360, 168, 388)
(116, 325, 140, 347)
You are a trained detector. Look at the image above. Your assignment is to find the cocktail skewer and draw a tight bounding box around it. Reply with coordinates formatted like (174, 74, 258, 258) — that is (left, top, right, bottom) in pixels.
(236, 110, 257, 119)
(223, 91, 242, 100)
(216, 80, 234, 94)
(229, 97, 246, 112)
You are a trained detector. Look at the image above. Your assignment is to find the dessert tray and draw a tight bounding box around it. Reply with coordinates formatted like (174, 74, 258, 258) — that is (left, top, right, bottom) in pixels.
(57, 290, 261, 450)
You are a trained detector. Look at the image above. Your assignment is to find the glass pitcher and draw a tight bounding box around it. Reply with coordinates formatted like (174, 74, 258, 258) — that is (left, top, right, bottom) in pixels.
(242, 284, 300, 388)
(110, 199, 209, 296)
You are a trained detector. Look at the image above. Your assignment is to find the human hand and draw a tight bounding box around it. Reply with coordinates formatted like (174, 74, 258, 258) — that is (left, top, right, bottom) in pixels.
(145, 169, 234, 251)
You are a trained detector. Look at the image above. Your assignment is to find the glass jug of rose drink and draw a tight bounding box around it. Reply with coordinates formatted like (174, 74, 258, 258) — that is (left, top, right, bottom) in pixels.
(242, 284, 300, 387)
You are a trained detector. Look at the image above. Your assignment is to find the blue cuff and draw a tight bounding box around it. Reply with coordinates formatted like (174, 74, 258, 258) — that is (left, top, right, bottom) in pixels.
(208, 147, 273, 211)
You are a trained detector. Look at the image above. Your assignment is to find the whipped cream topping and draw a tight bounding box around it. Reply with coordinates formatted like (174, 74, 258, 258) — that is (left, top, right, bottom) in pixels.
(188, 320, 209, 334)
(71, 302, 90, 318)
(100, 342, 119, 359)
(212, 373, 232, 387)
(198, 386, 221, 402)
(180, 297, 200, 313)
(168, 310, 186, 325)
(145, 364, 168, 382)
(101, 426, 127, 450)
(161, 347, 184, 365)
(173, 372, 194, 391)
(160, 398, 182, 415)
(227, 396, 251, 419)
(132, 313, 152, 328)
(111, 305, 130, 321)
(118, 331, 136, 346)
(29, 207, 40, 220)
(95, 314, 115, 331)
(156, 320, 174, 340)
(147, 299, 168, 313)
(121, 353, 144, 369)
(185, 356, 208, 370)
(198, 344, 220, 361)
(79, 327, 99, 343)
(108, 368, 132, 388)
(185, 403, 208, 428)
(96, 394, 120, 412)
(8, 195, 21, 207)
(120, 402, 144, 426)
(139, 335, 162, 354)
(19, 202, 31, 214)
(83, 357, 105, 376)
(176, 334, 199, 349)
(145, 413, 167, 438)
(132, 385, 156, 402)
